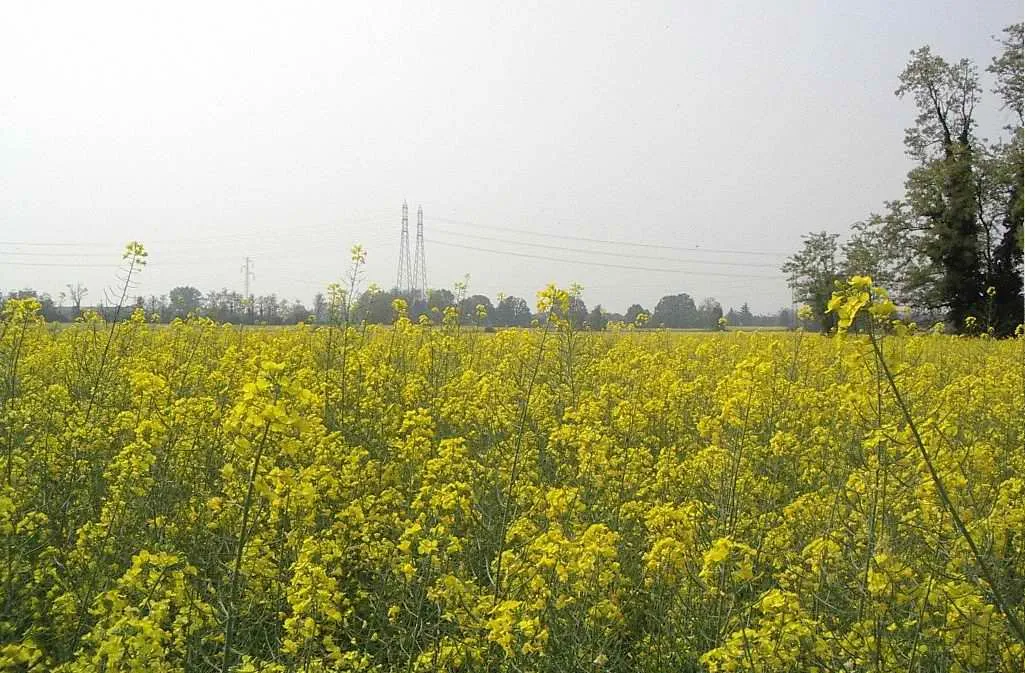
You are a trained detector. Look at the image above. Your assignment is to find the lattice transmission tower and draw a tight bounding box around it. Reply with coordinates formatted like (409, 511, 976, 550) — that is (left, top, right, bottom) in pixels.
(396, 201, 412, 294)
(412, 205, 427, 298)
(241, 256, 255, 322)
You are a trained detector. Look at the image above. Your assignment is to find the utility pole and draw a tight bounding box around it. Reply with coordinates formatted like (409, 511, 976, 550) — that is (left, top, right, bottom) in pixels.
(241, 257, 255, 323)
(413, 205, 427, 299)
(397, 201, 412, 295)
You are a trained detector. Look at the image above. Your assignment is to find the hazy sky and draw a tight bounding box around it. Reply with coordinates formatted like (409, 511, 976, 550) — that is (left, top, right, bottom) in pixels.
(2, 1, 1022, 314)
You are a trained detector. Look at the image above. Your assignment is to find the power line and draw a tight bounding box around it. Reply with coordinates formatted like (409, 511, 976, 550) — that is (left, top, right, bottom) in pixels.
(0, 250, 115, 258)
(1, 256, 266, 269)
(425, 215, 790, 257)
(425, 239, 782, 280)
(0, 240, 98, 247)
(0, 262, 119, 268)
(0, 213, 398, 251)
(429, 229, 782, 268)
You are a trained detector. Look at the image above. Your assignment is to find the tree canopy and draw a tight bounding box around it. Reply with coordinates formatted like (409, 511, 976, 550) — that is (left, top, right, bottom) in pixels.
(786, 23, 1023, 334)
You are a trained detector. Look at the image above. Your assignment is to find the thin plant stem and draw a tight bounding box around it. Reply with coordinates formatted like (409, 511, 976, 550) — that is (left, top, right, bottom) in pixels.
(221, 418, 272, 672)
(867, 327, 1025, 644)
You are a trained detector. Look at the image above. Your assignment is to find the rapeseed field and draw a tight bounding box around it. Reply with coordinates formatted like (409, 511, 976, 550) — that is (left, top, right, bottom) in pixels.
(0, 280, 1022, 672)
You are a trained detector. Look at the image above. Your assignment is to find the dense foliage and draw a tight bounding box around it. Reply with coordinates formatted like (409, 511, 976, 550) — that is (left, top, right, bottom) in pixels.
(0, 281, 1021, 672)
(785, 24, 1024, 335)
(0, 286, 788, 332)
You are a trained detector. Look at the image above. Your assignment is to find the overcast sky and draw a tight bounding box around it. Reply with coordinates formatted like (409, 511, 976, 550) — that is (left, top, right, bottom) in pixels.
(2, 1, 1022, 314)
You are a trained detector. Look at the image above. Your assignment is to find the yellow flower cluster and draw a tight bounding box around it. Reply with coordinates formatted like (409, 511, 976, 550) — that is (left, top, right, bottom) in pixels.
(0, 290, 1021, 671)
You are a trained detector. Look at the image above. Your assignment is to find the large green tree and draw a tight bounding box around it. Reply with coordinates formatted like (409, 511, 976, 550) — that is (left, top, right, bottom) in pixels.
(493, 295, 532, 327)
(168, 285, 203, 317)
(586, 304, 608, 331)
(815, 25, 1022, 334)
(841, 201, 940, 310)
(987, 23, 1024, 334)
(624, 304, 649, 325)
(459, 294, 494, 324)
(697, 297, 724, 329)
(782, 231, 840, 332)
(652, 293, 697, 329)
(896, 45, 984, 328)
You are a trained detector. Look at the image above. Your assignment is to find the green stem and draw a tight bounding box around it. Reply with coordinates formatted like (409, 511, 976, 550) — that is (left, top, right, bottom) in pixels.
(221, 419, 272, 672)
(868, 330, 1025, 644)
(492, 318, 552, 605)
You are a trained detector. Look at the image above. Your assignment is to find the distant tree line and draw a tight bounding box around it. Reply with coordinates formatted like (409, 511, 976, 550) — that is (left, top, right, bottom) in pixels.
(785, 24, 1023, 335)
(1, 284, 793, 330)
